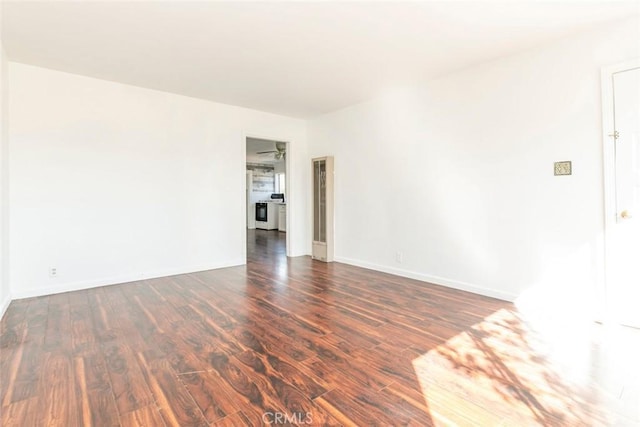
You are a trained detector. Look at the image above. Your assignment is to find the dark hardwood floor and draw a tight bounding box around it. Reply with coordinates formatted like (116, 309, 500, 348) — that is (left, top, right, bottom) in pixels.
(1, 229, 639, 426)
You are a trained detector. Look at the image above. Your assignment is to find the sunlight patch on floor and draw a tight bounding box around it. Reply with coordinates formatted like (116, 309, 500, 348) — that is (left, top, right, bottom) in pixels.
(412, 309, 613, 426)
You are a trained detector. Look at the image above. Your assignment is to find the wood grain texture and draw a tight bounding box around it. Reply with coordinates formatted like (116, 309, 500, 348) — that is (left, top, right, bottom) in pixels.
(178, 370, 241, 424)
(1, 229, 639, 426)
(119, 404, 167, 427)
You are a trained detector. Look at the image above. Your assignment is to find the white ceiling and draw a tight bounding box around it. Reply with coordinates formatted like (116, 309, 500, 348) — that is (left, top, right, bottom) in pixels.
(2, 1, 639, 118)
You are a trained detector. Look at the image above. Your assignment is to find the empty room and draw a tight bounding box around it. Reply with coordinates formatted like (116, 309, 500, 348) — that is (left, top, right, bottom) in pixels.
(1, 1, 639, 426)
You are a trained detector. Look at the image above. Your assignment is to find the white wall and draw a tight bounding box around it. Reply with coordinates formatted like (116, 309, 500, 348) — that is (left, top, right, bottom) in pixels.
(274, 159, 285, 174)
(0, 3, 11, 317)
(308, 19, 639, 311)
(9, 63, 308, 298)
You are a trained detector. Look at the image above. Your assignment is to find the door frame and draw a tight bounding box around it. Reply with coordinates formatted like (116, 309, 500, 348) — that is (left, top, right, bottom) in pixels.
(600, 59, 640, 320)
(242, 132, 293, 259)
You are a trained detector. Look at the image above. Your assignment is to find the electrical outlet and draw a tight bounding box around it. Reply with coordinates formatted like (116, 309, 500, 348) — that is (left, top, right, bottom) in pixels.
(395, 251, 403, 264)
(49, 267, 57, 278)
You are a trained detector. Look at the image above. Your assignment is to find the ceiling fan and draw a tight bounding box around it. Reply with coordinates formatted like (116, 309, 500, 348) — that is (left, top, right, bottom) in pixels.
(257, 142, 286, 160)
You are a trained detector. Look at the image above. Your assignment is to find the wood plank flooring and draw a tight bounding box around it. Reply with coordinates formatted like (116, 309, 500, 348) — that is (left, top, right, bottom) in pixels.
(1, 229, 639, 426)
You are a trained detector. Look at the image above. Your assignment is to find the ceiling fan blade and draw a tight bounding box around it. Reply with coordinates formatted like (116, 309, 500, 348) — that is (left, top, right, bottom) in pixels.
(256, 150, 277, 154)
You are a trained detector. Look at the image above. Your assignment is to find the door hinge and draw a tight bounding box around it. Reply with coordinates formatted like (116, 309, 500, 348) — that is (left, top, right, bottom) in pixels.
(609, 130, 620, 140)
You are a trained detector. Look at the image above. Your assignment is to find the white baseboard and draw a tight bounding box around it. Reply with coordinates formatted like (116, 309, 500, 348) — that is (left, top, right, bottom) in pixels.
(11, 259, 246, 300)
(334, 256, 517, 302)
(0, 292, 11, 320)
(9, 255, 517, 304)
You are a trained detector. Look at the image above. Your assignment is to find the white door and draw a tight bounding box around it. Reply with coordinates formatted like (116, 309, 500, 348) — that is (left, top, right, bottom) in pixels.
(606, 65, 640, 328)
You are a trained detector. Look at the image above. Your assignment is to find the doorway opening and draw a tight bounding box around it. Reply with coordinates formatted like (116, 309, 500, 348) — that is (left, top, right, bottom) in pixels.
(245, 136, 289, 263)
